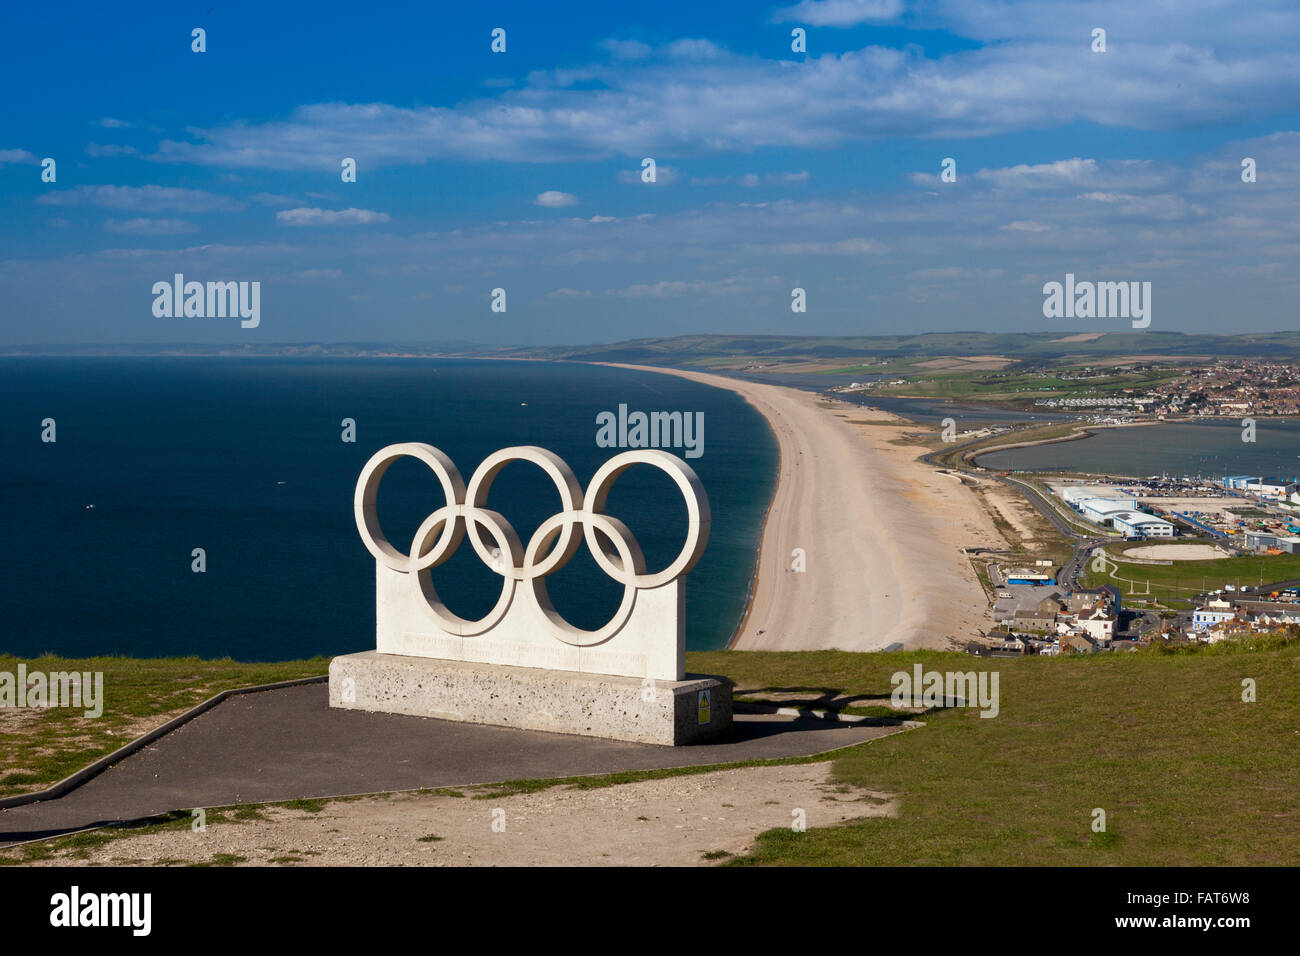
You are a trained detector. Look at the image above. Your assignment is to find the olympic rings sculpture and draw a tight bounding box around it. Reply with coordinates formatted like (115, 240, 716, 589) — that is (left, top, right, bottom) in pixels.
(354, 444, 710, 646)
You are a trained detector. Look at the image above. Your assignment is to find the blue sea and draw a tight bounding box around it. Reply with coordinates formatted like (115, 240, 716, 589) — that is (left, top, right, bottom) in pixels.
(0, 358, 776, 660)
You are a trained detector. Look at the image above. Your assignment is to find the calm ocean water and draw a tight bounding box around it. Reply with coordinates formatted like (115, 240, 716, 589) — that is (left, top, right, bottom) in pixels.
(979, 419, 1300, 479)
(0, 358, 775, 660)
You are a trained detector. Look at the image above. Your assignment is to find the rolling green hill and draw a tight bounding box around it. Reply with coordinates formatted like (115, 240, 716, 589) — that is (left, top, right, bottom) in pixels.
(498, 330, 1300, 366)
(13, 330, 1300, 365)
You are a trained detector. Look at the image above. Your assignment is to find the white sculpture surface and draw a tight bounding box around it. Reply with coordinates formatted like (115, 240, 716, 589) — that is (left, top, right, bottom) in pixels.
(354, 444, 710, 681)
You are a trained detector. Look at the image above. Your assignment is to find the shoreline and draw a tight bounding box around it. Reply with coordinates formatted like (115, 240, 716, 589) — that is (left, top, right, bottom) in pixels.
(603, 363, 1001, 652)
(598, 364, 776, 649)
(725, 445, 780, 651)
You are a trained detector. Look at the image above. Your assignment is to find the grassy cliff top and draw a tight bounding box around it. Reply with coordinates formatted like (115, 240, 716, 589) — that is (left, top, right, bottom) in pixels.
(3, 642, 1297, 865)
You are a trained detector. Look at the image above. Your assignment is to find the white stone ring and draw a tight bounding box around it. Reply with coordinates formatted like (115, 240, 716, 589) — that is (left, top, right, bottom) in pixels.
(353, 444, 711, 645)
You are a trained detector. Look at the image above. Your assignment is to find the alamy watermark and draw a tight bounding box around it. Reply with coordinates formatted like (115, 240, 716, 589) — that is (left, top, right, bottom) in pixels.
(890, 664, 999, 718)
(152, 274, 260, 328)
(0, 664, 104, 718)
(1042, 273, 1150, 329)
(50, 886, 150, 936)
(596, 403, 704, 458)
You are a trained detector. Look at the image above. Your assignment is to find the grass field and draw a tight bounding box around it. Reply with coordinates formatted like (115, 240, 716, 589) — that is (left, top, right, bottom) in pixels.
(1082, 550, 1300, 606)
(865, 365, 1184, 404)
(4, 644, 1298, 865)
(825, 357, 928, 377)
(696, 643, 1300, 865)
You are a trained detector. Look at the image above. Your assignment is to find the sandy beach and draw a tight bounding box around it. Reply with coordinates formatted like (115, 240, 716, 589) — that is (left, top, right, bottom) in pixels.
(612, 366, 1003, 652)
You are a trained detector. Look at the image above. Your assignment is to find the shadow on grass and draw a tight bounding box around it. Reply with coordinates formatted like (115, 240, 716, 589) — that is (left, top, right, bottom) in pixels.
(733, 684, 942, 720)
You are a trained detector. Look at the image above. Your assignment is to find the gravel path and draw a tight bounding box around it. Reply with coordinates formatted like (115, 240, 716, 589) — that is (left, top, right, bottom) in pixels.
(24, 763, 895, 867)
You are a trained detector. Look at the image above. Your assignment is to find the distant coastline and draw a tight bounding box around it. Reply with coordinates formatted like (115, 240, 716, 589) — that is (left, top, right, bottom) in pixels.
(594, 363, 775, 649)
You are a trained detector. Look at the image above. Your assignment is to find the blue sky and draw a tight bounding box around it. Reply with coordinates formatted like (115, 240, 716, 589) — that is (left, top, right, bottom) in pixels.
(4, 0, 1300, 345)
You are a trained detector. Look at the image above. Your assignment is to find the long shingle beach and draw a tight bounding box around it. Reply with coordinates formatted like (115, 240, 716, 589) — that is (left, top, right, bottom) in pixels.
(613, 365, 1001, 651)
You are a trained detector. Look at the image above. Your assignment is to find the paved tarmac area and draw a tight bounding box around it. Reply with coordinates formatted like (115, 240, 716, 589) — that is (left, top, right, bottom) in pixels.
(0, 682, 908, 846)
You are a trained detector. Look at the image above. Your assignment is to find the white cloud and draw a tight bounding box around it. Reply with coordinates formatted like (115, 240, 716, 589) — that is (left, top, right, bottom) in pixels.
(150, 22, 1300, 170)
(535, 190, 578, 208)
(693, 170, 809, 187)
(927, 0, 1300, 48)
(275, 207, 390, 226)
(98, 118, 133, 129)
(614, 276, 754, 297)
(772, 0, 904, 27)
(16, 124, 1300, 338)
(906, 267, 1004, 280)
(86, 240, 302, 262)
(249, 192, 300, 207)
(601, 38, 652, 60)
(1074, 192, 1206, 220)
(86, 143, 141, 158)
(617, 165, 680, 185)
(831, 237, 887, 254)
(665, 38, 724, 59)
(36, 185, 243, 212)
(0, 149, 38, 165)
(973, 158, 1101, 189)
(103, 218, 197, 235)
(766, 237, 888, 255)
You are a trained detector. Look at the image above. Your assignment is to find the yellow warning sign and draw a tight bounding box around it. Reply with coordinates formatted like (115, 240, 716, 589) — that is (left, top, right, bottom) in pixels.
(698, 689, 711, 725)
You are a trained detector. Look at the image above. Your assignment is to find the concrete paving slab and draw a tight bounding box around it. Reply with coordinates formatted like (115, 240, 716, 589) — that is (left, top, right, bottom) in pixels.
(0, 682, 910, 846)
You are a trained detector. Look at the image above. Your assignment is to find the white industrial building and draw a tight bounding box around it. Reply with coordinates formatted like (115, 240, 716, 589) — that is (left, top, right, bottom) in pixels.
(1060, 485, 1140, 527)
(1080, 498, 1136, 524)
(1246, 478, 1297, 499)
(1111, 511, 1176, 538)
(1244, 532, 1300, 553)
(1062, 485, 1137, 514)
(1062, 485, 1136, 506)
(1226, 475, 1297, 498)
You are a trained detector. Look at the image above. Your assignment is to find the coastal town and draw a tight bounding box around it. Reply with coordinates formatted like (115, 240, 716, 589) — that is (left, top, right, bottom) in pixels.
(1032, 361, 1300, 418)
(839, 359, 1300, 421)
(815, 347, 1300, 661)
(978, 476, 1300, 655)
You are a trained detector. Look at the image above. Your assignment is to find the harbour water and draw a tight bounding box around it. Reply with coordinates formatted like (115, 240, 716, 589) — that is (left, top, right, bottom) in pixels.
(0, 358, 776, 660)
(978, 419, 1300, 480)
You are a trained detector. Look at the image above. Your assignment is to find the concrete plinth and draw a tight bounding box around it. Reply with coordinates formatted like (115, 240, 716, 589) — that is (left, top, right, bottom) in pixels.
(329, 651, 733, 746)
